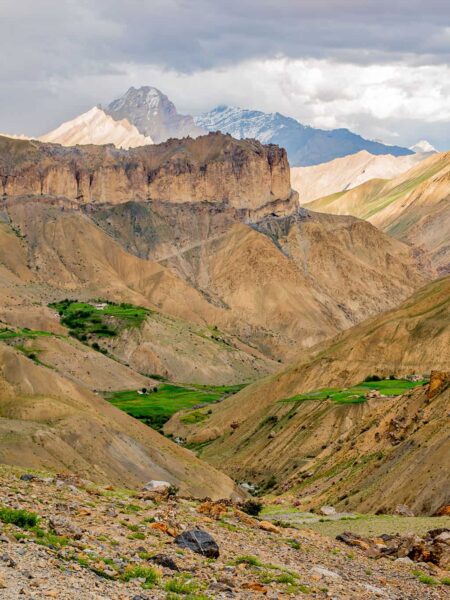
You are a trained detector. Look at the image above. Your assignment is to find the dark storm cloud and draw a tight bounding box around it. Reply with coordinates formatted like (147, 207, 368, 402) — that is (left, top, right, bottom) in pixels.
(3, 0, 450, 78)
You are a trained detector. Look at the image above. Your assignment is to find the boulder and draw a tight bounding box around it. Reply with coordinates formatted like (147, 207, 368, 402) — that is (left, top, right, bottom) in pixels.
(319, 505, 336, 516)
(142, 480, 171, 493)
(149, 554, 179, 571)
(197, 501, 228, 520)
(434, 505, 450, 516)
(175, 528, 220, 558)
(394, 504, 415, 517)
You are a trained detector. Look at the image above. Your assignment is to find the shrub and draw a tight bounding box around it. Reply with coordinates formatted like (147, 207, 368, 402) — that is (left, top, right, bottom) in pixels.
(234, 555, 262, 566)
(264, 475, 277, 490)
(121, 566, 158, 588)
(364, 375, 381, 382)
(167, 484, 179, 497)
(0, 506, 38, 528)
(165, 576, 200, 594)
(240, 500, 263, 516)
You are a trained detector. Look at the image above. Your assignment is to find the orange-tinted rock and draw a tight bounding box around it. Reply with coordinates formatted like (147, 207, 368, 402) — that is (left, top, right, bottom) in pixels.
(259, 520, 281, 534)
(427, 370, 450, 399)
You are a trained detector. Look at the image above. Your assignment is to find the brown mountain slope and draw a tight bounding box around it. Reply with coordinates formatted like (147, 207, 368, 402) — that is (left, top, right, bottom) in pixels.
(88, 200, 430, 360)
(3, 333, 155, 392)
(165, 277, 450, 512)
(0, 344, 240, 499)
(306, 151, 450, 274)
(1, 196, 430, 365)
(0, 198, 276, 384)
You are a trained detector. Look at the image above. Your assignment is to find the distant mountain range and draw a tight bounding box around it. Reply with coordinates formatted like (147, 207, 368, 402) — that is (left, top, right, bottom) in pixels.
(195, 105, 413, 166)
(5, 86, 437, 166)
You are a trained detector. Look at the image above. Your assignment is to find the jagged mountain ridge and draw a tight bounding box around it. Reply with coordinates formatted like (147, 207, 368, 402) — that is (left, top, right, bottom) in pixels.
(195, 105, 413, 166)
(106, 86, 205, 143)
(0, 133, 291, 210)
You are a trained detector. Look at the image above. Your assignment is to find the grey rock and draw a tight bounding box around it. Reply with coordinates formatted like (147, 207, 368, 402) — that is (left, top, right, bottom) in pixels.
(141, 480, 171, 493)
(319, 505, 336, 516)
(175, 528, 220, 558)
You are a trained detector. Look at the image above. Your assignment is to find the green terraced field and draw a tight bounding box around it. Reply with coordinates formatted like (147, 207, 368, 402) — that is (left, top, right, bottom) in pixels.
(105, 383, 246, 431)
(0, 327, 52, 340)
(49, 300, 150, 340)
(280, 378, 427, 405)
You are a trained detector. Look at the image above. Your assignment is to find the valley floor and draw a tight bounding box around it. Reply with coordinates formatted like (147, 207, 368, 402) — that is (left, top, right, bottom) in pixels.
(0, 467, 449, 599)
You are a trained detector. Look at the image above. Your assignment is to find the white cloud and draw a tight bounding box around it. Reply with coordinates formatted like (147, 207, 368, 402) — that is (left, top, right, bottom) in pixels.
(3, 54, 450, 150)
(83, 57, 450, 146)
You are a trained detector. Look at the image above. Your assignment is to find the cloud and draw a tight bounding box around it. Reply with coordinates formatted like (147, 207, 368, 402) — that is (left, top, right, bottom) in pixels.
(1, 0, 449, 149)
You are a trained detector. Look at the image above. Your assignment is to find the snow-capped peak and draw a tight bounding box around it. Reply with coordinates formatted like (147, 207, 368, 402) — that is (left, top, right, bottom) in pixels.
(106, 86, 205, 143)
(409, 140, 437, 154)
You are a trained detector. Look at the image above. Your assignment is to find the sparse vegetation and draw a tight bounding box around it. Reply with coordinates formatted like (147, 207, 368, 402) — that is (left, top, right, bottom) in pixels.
(234, 555, 263, 567)
(412, 570, 439, 586)
(165, 576, 203, 594)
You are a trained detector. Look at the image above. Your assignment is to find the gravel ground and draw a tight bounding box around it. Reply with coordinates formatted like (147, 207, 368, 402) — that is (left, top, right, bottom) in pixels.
(0, 466, 448, 599)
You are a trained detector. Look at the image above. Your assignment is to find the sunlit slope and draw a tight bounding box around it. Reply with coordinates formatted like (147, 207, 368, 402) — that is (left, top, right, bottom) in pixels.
(166, 277, 450, 512)
(306, 152, 450, 273)
(0, 344, 240, 499)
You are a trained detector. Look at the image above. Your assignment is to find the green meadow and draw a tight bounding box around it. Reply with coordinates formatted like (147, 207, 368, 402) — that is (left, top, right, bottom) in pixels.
(49, 300, 150, 340)
(105, 383, 246, 431)
(280, 378, 427, 405)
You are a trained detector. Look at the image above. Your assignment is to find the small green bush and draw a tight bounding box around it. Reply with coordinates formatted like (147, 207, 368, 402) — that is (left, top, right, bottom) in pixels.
(413, 572, 438, 586)
(0, 506, 38, 528)
(165, 577, 200, 594)
(121, 565, 158, 588)
(234, 555, 262, 567)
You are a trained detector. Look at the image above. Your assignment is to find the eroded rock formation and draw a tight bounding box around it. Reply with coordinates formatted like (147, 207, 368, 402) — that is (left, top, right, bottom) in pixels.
(0, 132, 292, 210)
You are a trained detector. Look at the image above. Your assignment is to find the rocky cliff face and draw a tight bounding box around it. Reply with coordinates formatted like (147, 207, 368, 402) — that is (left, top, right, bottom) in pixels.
(0, 133, 292, 211)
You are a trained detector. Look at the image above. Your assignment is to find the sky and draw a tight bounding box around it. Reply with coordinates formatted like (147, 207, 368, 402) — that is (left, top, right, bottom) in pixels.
(1, 0, 450, 149)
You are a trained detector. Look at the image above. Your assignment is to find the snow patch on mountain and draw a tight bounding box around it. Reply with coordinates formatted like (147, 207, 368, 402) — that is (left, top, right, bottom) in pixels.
(409, 140, 437, 154)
